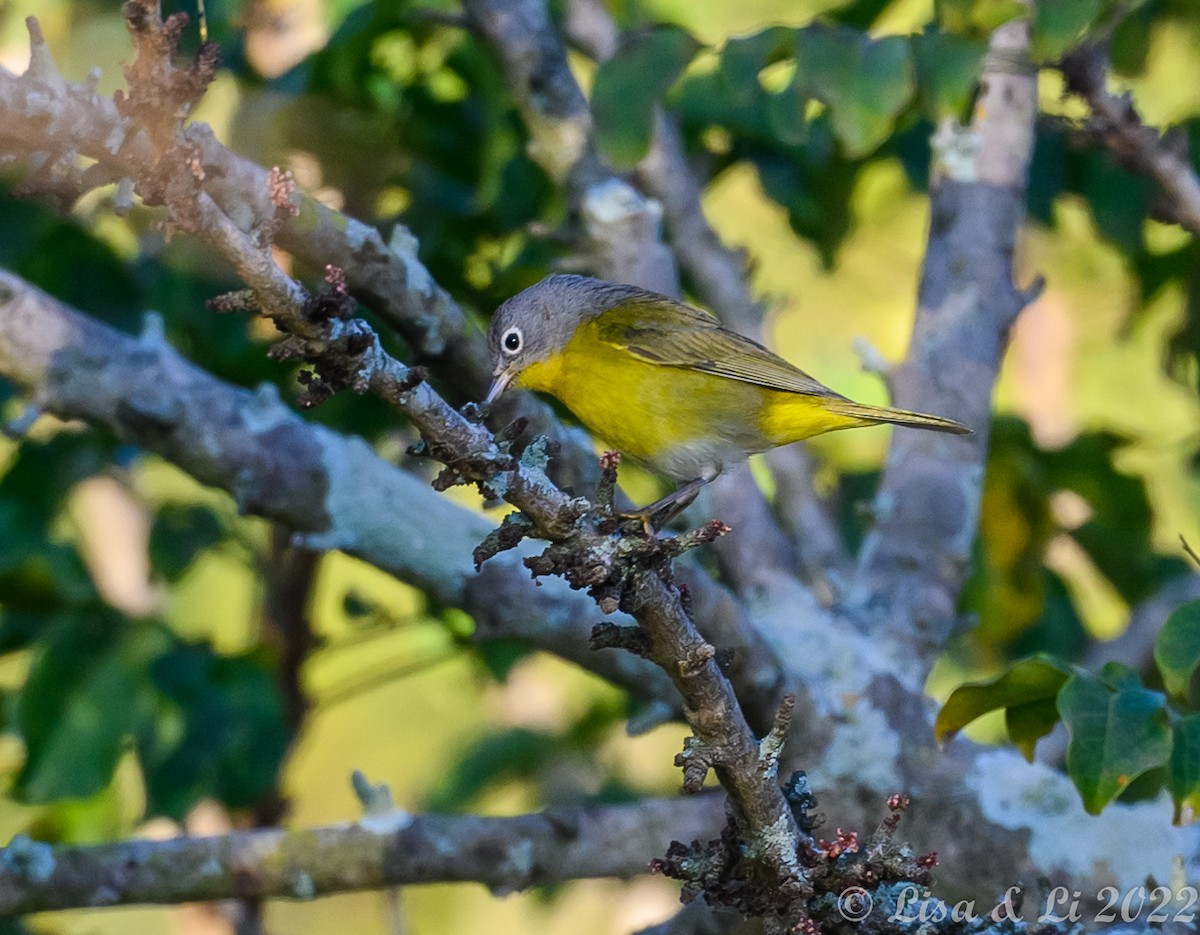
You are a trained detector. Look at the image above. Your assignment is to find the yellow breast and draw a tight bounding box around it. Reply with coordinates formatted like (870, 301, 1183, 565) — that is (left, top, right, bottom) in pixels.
(513, 320, 860, 481)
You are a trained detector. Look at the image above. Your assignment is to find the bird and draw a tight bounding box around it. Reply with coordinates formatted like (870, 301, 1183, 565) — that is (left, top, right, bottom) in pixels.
(484, 274, 969, 522)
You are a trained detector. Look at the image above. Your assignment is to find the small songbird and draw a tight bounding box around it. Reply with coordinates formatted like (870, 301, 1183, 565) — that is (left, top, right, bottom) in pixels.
(485, 274, 969, 519)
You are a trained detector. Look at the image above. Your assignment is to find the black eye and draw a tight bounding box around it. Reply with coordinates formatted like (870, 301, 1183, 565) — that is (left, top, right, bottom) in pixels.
(503, 328, 522, 353)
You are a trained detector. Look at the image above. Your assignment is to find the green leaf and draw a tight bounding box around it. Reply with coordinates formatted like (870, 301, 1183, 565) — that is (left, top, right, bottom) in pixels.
(826, 0, 897, 30)
(18, 221, 142, 332)
(592, 27, 700, 168)
(1169, 713, 1200, 823)
(148, 504, 225, 582)
(935, 0, 1025, 36)
(1110, 4, 1152, 76)
(1098, 659, 1143, 691)
(752, 133, 861, 266)
(14, 614, 151, 801)
(794, 25, 915, 158)
(935, 655, 1071, 755)
(718, 27, 796, 108)
(1009, 570, 1089, 661)
(1058, 671, 1172, 814)
(1156, 600, 1200, 698)
(476, 637, 531, 681)
(1005, 697, 1064, 761)
(1032, 0, 1104, 60)
(141, 645, 289, 819)
(912, 30, 987, 120)
(424, 728, 554, 812)
(1083, 153, 1152, 251)
(1042, 432, 1186, 604)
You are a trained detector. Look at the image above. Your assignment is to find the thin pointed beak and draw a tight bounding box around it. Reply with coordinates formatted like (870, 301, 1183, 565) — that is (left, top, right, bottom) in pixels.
(484, 368, 514, 406)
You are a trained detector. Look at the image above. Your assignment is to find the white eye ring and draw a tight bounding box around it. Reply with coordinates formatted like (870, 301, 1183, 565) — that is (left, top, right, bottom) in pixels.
(501, 326, 523, 355)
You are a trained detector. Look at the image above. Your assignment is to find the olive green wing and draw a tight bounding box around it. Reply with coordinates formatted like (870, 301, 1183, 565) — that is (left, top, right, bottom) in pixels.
(593, 297, 842, 398)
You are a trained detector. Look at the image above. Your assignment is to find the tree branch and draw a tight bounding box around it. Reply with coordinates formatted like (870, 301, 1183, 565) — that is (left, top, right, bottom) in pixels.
(0, 269, 673, 707)
(4, 17, 474, 384)
(461, 0, 676, 294)
(853, 15, 1040, 664)
(637, 114, 765, 336)
(0, 12, 603, 502)
(1060, 43, 1200, 236)
(0, 796, 724, 913)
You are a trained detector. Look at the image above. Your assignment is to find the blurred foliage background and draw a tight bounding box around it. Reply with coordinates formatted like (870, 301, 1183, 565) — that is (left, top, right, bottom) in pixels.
(0, 0, 1199, 932)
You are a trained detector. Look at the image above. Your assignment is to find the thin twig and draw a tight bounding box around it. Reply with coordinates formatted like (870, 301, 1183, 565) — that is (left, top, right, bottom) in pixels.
(1181, 535, 1200, 572)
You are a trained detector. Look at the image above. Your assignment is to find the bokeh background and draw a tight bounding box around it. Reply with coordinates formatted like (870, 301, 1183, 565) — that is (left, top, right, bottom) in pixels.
(1, 0, 1199, 932)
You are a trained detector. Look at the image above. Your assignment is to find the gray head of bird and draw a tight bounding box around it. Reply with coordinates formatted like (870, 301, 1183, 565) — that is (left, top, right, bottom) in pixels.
(484, 273, 648, 404)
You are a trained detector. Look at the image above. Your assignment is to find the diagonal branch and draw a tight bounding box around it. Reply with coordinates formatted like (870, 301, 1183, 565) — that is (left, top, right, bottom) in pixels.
(0, 268, 676, 708)
(5, 16, 475, 384)
(0, 13, 599, 496)
(1060, 43, 1200, 236)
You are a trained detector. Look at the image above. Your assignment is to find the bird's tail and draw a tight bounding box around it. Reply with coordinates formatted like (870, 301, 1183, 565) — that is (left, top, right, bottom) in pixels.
(821, 400, 971, 436)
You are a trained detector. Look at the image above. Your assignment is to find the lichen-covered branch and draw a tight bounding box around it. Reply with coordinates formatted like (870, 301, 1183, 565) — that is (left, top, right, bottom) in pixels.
(0, 10, 604, 503)
(637, 114, 765, 336)
(2, 16, 478, 387)
(1060, 43, 1200, 236)
(460, 0, 677, 294)
(0, 796, 724, 914)
(853, 15, 1041, 664)
(0, 269, 674, 706)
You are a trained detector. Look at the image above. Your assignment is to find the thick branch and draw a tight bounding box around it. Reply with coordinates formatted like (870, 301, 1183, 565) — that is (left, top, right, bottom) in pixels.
(0, 270, 673, 706)
(853, 16, 1039, 663)
(637, 114, 765, 336)
(0, 796, 723, 913)
(3, 17, 476, 386)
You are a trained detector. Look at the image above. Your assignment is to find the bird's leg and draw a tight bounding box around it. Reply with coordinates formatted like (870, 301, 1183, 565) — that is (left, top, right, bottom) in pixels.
(619, 477, 710, 534)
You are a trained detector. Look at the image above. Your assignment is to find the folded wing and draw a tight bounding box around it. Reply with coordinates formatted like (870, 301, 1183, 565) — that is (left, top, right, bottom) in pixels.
(593, 298, 843, 399)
